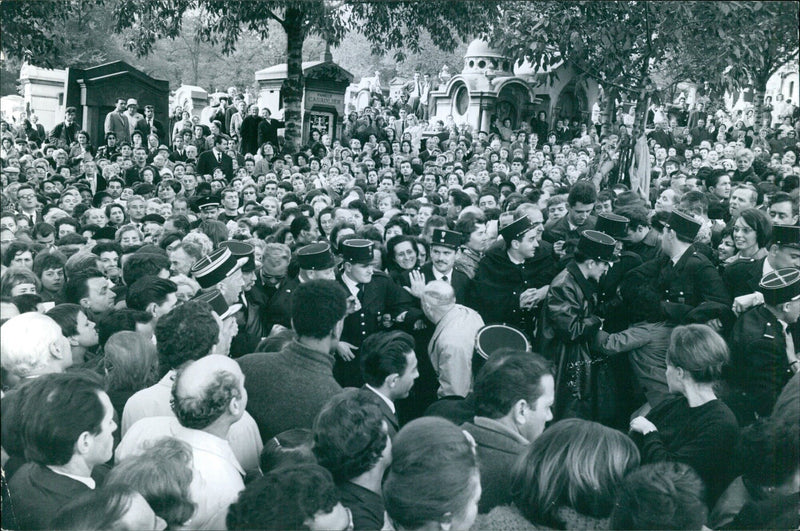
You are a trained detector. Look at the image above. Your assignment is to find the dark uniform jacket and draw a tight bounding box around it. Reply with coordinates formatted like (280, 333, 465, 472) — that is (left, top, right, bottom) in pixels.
(728, 305, 794, 420)
(628, 244, 731, 324)
(468, 242, 558, 336)
(538, 261, 610, 423)
(597, 250, 644, 332)
(335, 271, 414, 387)
(399, 262, 470, 306)
(722, 256, 766, 299)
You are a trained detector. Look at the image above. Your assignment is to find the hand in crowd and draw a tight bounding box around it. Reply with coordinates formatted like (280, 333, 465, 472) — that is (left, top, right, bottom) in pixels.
(403, 269, 426, 299)
(629, 416, 658, 435)
(336, 341, 358, 361)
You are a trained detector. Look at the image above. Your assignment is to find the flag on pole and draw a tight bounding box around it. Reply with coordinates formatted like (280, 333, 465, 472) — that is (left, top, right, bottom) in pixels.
(629, 133, 651, 200)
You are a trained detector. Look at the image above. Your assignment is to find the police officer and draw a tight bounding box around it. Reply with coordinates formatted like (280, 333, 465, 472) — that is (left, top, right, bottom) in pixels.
(469, 214, 557, 338)
(335, 239, 415, 388)
(725, 224, 800, 306)
(218, 241, 262, 357)
(296, 242, 339, 282)
(628, 209, 731, 325)
(595, 212, 644, 332)
(538, 230, 620, 424)
(400, 228, 471, 305)
(727, 267, 800, 424)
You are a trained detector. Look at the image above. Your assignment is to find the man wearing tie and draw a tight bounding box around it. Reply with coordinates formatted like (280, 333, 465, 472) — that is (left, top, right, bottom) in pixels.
(401, 228, 471, 305)
(393, 108, 409, 139)
(196, 135, 234, 179)
(405, 72, 423, 114)
(136, 104, 166, 145)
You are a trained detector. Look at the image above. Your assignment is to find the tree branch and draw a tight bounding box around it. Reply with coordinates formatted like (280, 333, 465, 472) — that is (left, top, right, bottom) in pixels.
(264, 8, 285, 27)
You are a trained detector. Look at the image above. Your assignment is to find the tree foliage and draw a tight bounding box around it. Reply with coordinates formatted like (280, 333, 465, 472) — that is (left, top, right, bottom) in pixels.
(487, 1, 696, 130)
(486, 1, 800, 130)
(2, 0, 493, 151)
(666, 1, 799, 119)
(107, 0, 493, 152)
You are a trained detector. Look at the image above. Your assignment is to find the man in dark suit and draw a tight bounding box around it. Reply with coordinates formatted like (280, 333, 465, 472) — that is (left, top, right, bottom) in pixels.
(359, 331, 418, 439)
(627, 209, 731, 325)
(469, 214, 557, 337)
(248, 242, 298, 336)
(257, 108, 284, 148)
(136, 104, 167, 145)
(418, 136, 439, 163)
(400, 228, 471, 305)
(542, 181, 597, 261)
(196, 134, 234, 179)
(168, 134, 188, 162)
(336, 239, 416, 388)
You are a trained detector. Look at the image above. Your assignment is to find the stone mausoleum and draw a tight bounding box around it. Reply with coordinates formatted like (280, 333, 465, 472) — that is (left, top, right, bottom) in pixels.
(429, 39, 600, 133)
(255, 47, 353, 144)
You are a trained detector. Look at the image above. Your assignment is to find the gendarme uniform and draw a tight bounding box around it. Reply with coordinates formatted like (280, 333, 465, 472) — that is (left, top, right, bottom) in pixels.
(538, 230, 619, 424)
(723, 224, 800, 299)
(468, 216, 558, 338)
(190, 246, 247, 293)
(297, 242, 339, 281)
(219, 241, 263, 358)
(727, 267, 800, 424)
(335, 239, 415, 388)
(595, 212, 644, 332)
(627, 209, 731, 324)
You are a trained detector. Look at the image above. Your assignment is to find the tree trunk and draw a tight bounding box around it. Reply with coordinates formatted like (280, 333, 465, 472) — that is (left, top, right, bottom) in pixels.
(602, 87, 617, 125)
(752, 74, 768, 128)
(282, 6, 305, 154)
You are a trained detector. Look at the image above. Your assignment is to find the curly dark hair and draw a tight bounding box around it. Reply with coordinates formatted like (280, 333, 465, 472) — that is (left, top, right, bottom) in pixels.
(312, 389, 388, 482)
(171, 369, 241, 430)
(226, 464, 340, 530)
(155, 300, 219, 371)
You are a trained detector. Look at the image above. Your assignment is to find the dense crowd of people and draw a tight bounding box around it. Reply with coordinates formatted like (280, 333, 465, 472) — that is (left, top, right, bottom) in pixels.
(0, 79, 799, 530)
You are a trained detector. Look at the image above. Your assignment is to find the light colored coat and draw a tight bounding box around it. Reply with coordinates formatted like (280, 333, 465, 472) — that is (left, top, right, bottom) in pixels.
(429, 304, 484, 398)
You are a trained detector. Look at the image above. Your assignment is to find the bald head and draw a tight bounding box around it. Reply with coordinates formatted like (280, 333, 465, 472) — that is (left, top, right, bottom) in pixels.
(421, 280, 456, 323)
(1, 313, 72, 378)
(171, 355, 246, 430)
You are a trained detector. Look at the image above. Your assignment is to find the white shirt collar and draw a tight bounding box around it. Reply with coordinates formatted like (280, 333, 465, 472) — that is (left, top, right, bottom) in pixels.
(365, 384, 395, 413)
(342, 273, 360, 298)
(507, 251, 525, 265)
(432, 267, 453, 281)
(764, 257, 775, 276)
